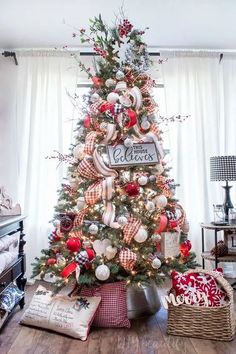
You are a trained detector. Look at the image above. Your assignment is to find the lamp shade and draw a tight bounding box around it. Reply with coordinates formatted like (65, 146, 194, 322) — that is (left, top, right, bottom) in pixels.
(210, 156, 236, 181)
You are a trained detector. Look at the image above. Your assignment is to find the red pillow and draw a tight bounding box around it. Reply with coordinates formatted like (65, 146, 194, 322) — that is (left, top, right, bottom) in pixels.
(80, 281, 130, 328)
(171, 269, 228, 307)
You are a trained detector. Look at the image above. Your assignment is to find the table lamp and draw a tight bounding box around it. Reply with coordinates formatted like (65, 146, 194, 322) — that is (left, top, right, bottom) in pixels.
(210, 156, 236, 222)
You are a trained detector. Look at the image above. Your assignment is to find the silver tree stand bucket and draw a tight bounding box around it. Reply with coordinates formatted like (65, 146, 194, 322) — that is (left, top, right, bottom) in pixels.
(126, 281, 161, 319)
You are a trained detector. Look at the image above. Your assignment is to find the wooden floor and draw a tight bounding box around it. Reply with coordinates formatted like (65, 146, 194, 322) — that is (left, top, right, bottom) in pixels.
(0, 281, 236, 354)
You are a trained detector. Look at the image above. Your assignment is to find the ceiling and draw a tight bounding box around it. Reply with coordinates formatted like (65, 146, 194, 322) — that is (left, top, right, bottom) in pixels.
(1, 0, 236, 50)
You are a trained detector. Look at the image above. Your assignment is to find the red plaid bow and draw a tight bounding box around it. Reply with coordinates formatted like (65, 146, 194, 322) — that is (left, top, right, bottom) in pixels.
(123, 216, 142, 244)
(119, 248, 137, 271)
(84, 131, 99, 155)
(77, 158, 100, 180)
(74, 208, 88, 227)
(84, 180, 103, 205)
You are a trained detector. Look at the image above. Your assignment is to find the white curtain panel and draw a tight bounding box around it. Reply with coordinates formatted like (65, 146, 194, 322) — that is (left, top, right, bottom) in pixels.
(16, 52, 80, 278)
(160, 52, 236, 272)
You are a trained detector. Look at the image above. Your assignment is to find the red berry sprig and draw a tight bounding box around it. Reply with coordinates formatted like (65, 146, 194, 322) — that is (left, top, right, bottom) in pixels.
(94, 45, 108, 58)
(118, 19, 133, 37)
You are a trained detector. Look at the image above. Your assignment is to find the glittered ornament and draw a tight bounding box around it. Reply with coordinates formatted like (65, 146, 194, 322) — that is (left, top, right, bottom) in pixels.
(95, 264, 110, 281)
(124, 182, 140, 197)
(66, 237, 81, 253)
(124, 137, 133, 148)
(179, 240, 192, 257)
(47, 258, 57, 266)
(138, 175, 148, 186)
(149, 175, 156, 182)
(134, 227, 148, 243)
(92, 76, 103, 87)
(83, 115, 91, 128)
(73, 144, 85, 160)
(146, 201, 155, 212)
(169, 219, 178, 229)
(60, 215, 74, 233)
(116, 70, 125, 80)
(117, 215, 128, 226)
(90, 92, 100, 103)
(105, 78, 116, 88)
(155, 195, 168, 208)
(107, 92, 120, 104)
(89, 223, 99, 235)
(152, 257, 161, 269)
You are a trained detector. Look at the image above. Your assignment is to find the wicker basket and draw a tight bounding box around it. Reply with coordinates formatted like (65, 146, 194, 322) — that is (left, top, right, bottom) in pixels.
(167, 269, 235, 341)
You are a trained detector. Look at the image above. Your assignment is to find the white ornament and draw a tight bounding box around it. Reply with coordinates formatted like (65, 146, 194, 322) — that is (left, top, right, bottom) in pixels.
(119, 95, 132, 108)
(152, 257, 161, 269)
(89, 224, 99, 235)
(73, 144, 85, 160)
(95, 264, 110, 281)
(138, 176, 148, 186)
(117, 216, 128, 226)
(146, 201, 156, 212)
(134, 227, 148, 243)
(116, 70, 125, 80)
(124, 137, 133, 148)
(77, 197, 85, 210)
(93, 239, 111, 256)
(105, 245, 117, 260)
(90, 93, 100, 103)
(141, 120, 151, 130)
(155, 195, 168, 208)
(107, 92, 120, 104)
(105, 78, 116, 88)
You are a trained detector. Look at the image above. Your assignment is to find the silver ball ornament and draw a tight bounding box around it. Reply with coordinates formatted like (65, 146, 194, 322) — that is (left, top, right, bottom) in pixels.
(95, 264, 110, 281)
(107, 92, 120, 104)
(105, 78, 116, 88)
(146, 201, 156, 212)
(90, 92, 100, 103)
(149, 175, 156, 182)
(141, 120, 151, 130)
(138, 176, 148, 186)
(134, 227, 148, 243)
(117, 216, 128, 226)
(116, 70, 125, 80)
(155, 195, 168, 208)
(89, 224, 99, 235)
(152, 257, 162, 269)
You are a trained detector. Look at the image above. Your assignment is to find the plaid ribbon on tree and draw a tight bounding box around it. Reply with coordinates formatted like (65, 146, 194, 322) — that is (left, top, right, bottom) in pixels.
(90, 100, 104, 115)
(84, 180, 103, 205)
(69, 230, 83, 238)
(123, 216, 142, 244)
(84, 131, 98, 155)
(74, 208, 88, 227)
(151, 123, 160, 135)
(119, 248, 137, 271)
(77, 158, 101, 179)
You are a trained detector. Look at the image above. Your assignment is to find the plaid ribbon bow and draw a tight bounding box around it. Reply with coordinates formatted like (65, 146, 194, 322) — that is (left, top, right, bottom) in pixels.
(119, 248, 137, 271)
(77, 158, 101, 180)
(123, 216, 142, 245)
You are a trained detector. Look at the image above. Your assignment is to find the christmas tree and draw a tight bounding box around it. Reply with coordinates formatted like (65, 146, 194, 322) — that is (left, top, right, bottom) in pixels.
(32, 14, 197, 291)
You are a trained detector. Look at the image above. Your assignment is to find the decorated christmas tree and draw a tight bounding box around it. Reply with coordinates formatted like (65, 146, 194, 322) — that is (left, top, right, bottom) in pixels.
(32, 14, 197, 291)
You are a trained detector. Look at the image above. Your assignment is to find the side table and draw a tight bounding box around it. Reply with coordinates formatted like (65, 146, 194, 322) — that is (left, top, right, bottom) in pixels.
(201, 223, 236, 288)
(0, 215, 27, 329)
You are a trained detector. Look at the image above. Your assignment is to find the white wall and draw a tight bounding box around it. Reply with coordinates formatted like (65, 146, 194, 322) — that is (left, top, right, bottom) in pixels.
(0, 56, 18, 200)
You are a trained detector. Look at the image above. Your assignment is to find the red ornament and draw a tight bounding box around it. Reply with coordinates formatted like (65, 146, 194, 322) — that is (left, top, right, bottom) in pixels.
(66, 237, 81, 252)
(92, 76, 103, 87)
(125, 109, 137, 128)
(60, 262, 77, 278)
(124, 182, 140, 197)
(47, 258, 57, 265)
(169, 219, 178, 229)
(52, 230, 61, 241)
(83, 115, 91, 128)
(179, 240, 192, 257)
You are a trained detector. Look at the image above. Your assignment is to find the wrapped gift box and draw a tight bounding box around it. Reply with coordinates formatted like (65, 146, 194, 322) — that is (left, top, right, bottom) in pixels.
(161, 232, 180, 257)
